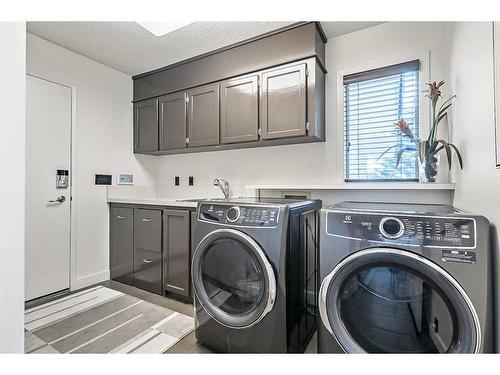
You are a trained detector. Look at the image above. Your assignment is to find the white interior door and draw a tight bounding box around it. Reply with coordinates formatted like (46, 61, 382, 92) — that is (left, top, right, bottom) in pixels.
(25, 75, 72, 301)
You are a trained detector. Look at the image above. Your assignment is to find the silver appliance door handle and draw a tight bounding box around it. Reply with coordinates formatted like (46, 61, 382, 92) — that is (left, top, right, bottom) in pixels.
(49, 195, 66, 203)
(116, 215, 125, 219)
(142, 259, 153, 264)
(141, 218, 152, 222)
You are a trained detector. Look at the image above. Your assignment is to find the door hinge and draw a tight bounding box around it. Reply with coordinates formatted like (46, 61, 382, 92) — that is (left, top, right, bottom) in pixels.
(186, 137, 190, 144)
(258, 128, 262, 137)
(185, 96, 190, 103)
(306, 122, 310, 133)
(305, 67, 309, 77)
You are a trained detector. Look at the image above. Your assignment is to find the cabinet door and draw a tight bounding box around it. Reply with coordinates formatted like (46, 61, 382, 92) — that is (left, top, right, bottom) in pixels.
(110, 206, 134, 285)
(134, 248, 162, 295)
(187, 84, 220, 147)
(134, 98, 159, 153)
(260, 63, 307, 139)
(159, 91, 187, 151)
(220, 76, 259, 144)
(133, 209, 162, 294)
(163, 210, 191, 298)
(134, 209, 162, 253)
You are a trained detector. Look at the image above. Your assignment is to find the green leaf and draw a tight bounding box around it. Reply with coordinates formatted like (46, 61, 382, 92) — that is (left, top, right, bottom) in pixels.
(429, 145, 445, 156)
(448, 143, 464, 169)
(376, 144, 398, 161)
(437, 140, 453, 170)
(393, 146, 417, 167)
(437, 103, 453, 120)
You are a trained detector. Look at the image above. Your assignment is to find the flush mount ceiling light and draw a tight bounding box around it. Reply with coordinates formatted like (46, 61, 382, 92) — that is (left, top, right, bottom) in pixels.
(136, 21, 193, 37)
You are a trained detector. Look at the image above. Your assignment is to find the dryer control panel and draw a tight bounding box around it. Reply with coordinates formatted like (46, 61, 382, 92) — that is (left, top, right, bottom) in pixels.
(198, 203, 279, 227)
(327, 211, 476, 249)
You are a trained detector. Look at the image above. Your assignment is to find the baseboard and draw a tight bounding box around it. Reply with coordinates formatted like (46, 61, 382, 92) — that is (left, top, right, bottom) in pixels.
(71, 270, 110, 291)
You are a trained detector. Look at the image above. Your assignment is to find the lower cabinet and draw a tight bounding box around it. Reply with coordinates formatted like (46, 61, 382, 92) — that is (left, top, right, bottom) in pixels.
(110, 206, 134, 285)
(109, 204, 192, 300)
(133, 248, 163, 295)
(163, 210, 191, 298)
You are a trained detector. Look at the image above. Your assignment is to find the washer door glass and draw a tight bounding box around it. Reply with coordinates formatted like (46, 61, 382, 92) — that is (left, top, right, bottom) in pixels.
(193, 229, 276, 328)
(319, 248, 479, 353)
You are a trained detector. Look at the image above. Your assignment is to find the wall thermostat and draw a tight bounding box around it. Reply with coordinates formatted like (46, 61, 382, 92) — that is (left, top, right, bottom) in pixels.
(117, 173, 134, 185)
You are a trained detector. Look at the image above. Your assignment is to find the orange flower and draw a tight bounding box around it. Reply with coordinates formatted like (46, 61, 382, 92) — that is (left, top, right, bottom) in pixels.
(396, 119, 411, 135)
(426, 80, 445, 106)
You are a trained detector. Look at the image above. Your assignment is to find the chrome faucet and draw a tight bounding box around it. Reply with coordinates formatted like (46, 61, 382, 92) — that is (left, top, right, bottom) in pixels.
(214, 178, 230, 199)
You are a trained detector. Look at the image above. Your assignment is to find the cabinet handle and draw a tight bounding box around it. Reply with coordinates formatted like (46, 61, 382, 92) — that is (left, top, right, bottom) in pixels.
(141, 218, 152, 222)
(116, 215, 125, 219)
(142, 259, 153, 264)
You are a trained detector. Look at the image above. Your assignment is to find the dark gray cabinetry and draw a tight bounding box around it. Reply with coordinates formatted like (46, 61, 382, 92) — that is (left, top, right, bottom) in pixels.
(260, 63, 307, 139)
(133, 209, 162, 294)
(220, 75, 259, 144)
(187, 84, 220, 147)
(163, 210, 191, 298)
(159, 92, 187, 151)
(134, 98, 159, 153)
(109, 203, 193, 299)
(110, 207, 134, 286)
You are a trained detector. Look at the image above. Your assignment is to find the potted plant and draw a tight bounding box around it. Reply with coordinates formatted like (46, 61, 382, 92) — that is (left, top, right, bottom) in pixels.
(378, 80, 463, 182)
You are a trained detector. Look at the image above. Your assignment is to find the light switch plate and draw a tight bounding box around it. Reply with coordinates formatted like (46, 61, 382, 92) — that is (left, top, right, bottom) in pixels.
(117, 173, 134, 185)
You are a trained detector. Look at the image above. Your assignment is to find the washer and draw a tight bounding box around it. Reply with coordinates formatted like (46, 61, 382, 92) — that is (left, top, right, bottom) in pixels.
(318, 202, 493, 353)
(192, 197, 321, 353)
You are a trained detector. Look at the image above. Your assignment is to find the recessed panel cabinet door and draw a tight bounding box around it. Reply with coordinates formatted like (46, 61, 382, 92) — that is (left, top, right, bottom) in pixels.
(134, 98, 159, 153)
(110, 207, 134, 286)
(163, 210, 191, 298)
(260, 63, 307, 139)
(187, 84, 220, 147)
(220, 76, 259, 144)
(159, 92, 187, 151)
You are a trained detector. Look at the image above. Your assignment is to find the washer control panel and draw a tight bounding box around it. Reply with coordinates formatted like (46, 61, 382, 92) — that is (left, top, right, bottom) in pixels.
(199, 203, 279, 227)
(327, 212, 476, 248)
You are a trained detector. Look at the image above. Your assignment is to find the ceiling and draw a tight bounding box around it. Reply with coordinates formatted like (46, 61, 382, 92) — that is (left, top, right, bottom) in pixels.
(27, 21, 381, 76)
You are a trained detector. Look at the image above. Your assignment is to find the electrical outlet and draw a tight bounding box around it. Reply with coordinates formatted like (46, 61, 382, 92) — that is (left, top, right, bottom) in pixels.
(189, 176, 194, 186)
(174, 176, 180, 186)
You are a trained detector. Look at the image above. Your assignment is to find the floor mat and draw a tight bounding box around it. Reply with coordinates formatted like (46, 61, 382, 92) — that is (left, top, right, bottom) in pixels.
(25, 286, 194, 354)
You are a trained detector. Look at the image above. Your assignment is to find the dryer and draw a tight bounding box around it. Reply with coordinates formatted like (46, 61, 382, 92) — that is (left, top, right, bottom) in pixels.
(318, 202, 493, 353)
(192, 197, 321, 353)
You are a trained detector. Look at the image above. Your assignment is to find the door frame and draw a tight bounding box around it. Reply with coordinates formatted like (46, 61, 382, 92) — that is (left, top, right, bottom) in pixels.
(26, 74, 77, 293)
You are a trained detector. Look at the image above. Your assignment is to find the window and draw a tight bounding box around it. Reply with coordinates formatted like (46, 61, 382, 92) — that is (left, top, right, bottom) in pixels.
(344, 60, 420, 182)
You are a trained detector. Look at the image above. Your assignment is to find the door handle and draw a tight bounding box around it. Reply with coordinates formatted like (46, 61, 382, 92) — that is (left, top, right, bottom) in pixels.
(116, 215, 125, 219)
(141, 218, 152, 222)
(142, 259, 153, 264)
(49, 195, 66, 203)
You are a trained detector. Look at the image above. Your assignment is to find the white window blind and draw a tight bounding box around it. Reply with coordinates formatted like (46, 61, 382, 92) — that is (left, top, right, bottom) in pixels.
(344, 60, 420, 182)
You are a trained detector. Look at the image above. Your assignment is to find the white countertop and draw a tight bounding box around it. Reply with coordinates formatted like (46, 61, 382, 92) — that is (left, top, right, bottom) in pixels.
(107, 197, 199, 208)
(245, 183, 456, 191)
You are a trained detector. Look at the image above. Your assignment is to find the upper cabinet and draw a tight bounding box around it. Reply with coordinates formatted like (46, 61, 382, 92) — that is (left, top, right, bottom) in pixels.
(260, 63, 307, 140)
(220, 75, 259, 144)
(159, 92, 187, 151)
(132, 22, 327, 155)
(187, 84, 220, 148)
(134, 98, 159, 153)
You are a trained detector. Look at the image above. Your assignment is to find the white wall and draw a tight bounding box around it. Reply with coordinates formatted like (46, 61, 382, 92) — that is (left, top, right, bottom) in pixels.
(447, 22, 500, 349)
(152, 22, 453, 205)
(26, 33, 158, 290)
(0, 22, 26, 353)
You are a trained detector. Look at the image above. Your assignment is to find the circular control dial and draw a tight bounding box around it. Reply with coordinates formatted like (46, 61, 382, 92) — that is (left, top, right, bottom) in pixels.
(226, 206, 241, 223)
(379, 217, 405, 239)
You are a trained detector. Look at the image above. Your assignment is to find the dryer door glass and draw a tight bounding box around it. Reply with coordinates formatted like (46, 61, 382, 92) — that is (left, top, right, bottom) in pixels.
(192, 229, 276, 328)
(319, 248, 479, 353)
(201, 238, 265, 314)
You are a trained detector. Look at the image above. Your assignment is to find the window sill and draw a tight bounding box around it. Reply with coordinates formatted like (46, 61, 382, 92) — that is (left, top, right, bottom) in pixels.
(245, 183, 455, 191)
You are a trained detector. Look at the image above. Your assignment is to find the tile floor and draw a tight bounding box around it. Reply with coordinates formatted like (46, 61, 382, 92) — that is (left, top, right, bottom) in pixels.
(27, 279, 317, 354)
